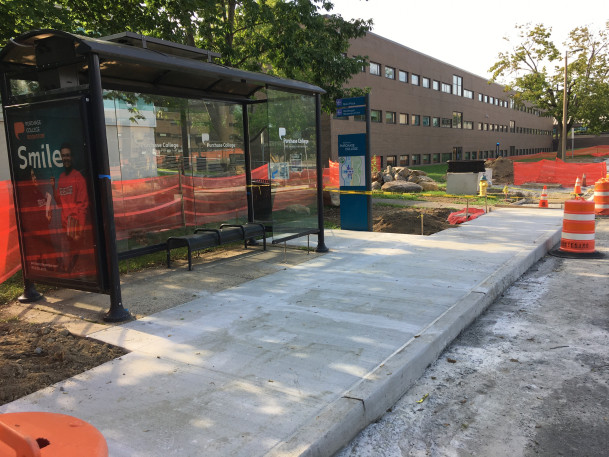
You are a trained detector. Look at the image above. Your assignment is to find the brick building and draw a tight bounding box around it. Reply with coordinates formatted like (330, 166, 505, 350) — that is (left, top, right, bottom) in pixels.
(322, 32, 554, 168)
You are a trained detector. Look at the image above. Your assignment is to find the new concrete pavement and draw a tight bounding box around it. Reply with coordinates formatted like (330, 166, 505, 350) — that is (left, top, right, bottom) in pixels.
(0, 207, 565, 456)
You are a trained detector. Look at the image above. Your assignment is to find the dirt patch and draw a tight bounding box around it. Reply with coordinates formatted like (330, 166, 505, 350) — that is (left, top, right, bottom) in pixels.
(325, 204, 458, 235)
(0, 316, 126, 405)
(485, 156, 514, 184)
(373, 206, 455, 235)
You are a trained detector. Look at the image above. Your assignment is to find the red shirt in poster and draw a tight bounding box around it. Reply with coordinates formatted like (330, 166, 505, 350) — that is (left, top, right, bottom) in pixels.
(55, 168, 89, 239)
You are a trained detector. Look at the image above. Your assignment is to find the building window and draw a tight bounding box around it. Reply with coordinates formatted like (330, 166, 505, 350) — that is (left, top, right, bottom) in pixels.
(452, 75, 463, 96)
(386, 155, 397, 166)
(441, 82, 451, 93)
(422, 77, 430, 88)
(399, 113, 408, 124)
(478, 93, 483, 102)
(464, 120, 473, 130)
(399, 155, 409, 166)
(385, 66, 395, 79)
(484, 95, 489, 103)
(477, 122, 483, 130)
(412, 114, 420, 125)
(353, 114, 365, 122)
(452, 112, 462, 129)
(463, 89, 474, 99)
(510, 120, 515, 133)
(411, 154, 420, 165)
(371, 110, 382, 122)
(370, 62, 381, 76)
(422, 116, 430, 126)
(441, 118, 452, 128)
(433, 80, 440, 90)
(385, 111, 396, 124)
(432, 117, 440, 127)
(398, 70, 408, 82)
(489, 96, 494, 104)
(411, 74, 420, 86)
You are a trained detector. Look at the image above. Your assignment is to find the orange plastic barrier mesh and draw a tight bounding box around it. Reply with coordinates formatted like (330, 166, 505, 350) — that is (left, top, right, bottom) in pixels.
(513, 159, 607, 187)
(506, 151, 557, 161)
(0, 164, 328, 285)
(0, 180, 21, 284)
(447, 208, 485, 224)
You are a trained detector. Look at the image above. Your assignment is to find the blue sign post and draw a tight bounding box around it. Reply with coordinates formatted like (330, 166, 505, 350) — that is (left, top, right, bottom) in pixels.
(336, 95, 372, 231)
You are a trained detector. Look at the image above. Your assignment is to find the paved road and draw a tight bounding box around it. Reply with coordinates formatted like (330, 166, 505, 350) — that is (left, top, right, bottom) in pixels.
(338, 219, 609, 457)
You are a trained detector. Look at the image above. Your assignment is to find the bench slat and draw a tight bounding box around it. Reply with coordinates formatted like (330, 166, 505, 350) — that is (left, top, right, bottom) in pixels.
(167, 223, 266, 270)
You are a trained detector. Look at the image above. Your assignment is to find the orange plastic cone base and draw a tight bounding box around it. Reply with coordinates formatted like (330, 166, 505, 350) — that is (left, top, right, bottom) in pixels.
(0, 412, 108, 457)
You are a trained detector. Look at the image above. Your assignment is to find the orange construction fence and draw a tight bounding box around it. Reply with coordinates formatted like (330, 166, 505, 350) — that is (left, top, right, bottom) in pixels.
(0, 164, 332, 285)
(513, 158, 607, 187)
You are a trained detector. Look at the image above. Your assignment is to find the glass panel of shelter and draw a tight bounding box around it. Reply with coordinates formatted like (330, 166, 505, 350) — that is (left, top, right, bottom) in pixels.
(265, 88, 318, 242)
(103, 91, 248, 253)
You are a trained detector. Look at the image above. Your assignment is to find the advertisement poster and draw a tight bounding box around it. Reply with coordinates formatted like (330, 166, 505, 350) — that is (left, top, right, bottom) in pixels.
(6, 98, 101, 288)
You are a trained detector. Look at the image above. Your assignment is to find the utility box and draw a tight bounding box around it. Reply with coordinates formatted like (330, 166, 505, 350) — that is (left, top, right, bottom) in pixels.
(446, 172, 479, 195)
(446, 160, 486, 194)
(447, 160, 486, 173)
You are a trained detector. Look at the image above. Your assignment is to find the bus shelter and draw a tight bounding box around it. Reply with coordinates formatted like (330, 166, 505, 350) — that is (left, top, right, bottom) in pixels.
(0, 30, 327, 321)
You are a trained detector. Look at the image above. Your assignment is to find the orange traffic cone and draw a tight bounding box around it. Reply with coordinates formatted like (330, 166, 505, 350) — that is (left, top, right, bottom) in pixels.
(539, 186, 548, 207)
(573, 177, 582, 196)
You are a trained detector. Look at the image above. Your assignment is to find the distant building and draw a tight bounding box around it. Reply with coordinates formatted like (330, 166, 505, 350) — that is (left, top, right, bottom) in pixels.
(322, 32, 554, 168)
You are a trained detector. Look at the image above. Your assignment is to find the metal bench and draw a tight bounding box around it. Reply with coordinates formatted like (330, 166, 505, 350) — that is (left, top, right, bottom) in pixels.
(166, 223, 266, 270)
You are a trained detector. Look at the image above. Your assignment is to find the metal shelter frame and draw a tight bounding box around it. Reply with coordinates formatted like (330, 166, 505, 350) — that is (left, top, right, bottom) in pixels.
(0, 29, 328, 322)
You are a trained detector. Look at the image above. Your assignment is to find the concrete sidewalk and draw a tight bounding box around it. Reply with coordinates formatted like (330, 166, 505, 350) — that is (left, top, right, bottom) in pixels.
(0, 207, 564, 457)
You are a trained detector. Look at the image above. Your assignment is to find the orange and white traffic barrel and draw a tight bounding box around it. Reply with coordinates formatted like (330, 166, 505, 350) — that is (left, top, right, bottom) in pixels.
(593, 178, 609, 216)
(559, 198, 595, 254)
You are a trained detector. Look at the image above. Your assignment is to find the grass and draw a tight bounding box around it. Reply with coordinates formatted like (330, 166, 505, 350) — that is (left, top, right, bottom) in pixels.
(0, 247, 197, 306)
(410, 164, 448, 183)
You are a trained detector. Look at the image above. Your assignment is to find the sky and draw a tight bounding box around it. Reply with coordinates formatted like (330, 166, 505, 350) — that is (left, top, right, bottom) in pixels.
(327, 0, 608, 81)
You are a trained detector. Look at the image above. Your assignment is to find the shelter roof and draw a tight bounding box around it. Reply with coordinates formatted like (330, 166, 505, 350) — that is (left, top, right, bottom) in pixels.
(0, 29, 324, 102)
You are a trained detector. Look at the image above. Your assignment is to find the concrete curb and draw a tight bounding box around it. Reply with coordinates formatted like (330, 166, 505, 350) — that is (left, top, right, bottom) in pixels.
(266, 225, 562, 457)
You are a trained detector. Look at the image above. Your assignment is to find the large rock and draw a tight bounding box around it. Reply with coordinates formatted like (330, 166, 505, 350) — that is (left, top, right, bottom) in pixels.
(382, 173, 394, 183)
(381, 181, 423, 193)
(285, 204, 311, 215)
(395, 167, 410, 179)
(372, 171, 383, 183)
(419, 181, 439, 191)
(411, 169, 428, 177)
(371, 181, 382, 191)
(323, 189, 340, 207)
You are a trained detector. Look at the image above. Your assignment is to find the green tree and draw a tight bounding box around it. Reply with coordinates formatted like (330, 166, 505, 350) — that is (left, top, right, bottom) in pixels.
(0, 0, 371, 113)
(489, 22, 609, 141)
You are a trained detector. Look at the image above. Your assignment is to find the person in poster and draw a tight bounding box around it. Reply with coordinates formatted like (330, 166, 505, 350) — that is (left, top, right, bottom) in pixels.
(52, 142, 92, 273)
(18, 165, 61, 272)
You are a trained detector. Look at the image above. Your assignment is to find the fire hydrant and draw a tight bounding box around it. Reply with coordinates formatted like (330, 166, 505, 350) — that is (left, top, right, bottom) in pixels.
(478, 174, 488, 197)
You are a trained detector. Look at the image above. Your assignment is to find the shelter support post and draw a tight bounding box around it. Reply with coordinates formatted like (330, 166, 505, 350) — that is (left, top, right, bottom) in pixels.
(0, 72, 43, 304)
(315, 94, 328, 252)
(88, 54, 131, 322)
(243, 102, 254, 224)
(17, 278, 42, 303)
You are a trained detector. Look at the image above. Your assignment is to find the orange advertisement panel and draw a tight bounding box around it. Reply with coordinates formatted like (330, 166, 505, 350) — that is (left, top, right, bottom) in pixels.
(5, 98, 104, 290)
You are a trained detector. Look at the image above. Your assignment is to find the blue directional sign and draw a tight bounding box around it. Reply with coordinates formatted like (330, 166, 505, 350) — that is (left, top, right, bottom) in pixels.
(336, 106, 366, 117)
(336, 96, 366, 108)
